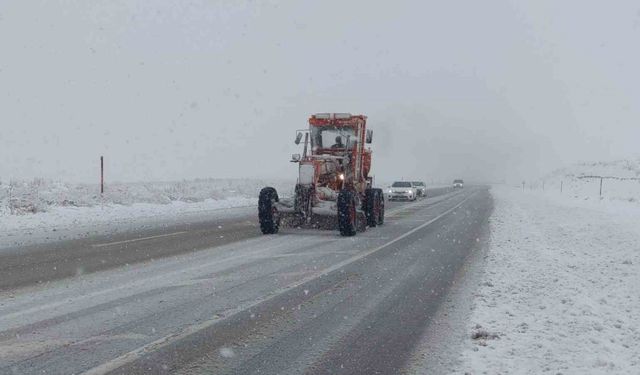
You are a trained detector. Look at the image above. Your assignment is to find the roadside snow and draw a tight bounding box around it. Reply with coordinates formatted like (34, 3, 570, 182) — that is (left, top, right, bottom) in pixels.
(532, 158, 640, 204)
(0, 178, 293, 249)
(0, 197, 257, 249)
(455, 185, 640, 374)
(0, 178, 292, 215)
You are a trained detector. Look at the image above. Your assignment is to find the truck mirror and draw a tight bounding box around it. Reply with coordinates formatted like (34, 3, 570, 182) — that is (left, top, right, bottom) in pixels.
(294, 132, 303, 145)
(366, 129, 373, 144)
(291, 153, 301, 162)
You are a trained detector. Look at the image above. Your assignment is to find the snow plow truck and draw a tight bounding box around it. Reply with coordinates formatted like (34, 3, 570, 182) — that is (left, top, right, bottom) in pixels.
(258, 113, 385, 236)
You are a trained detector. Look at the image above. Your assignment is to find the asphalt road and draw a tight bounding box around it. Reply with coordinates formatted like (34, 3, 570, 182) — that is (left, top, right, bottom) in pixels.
(0, 187, 453, 290)
(0, 186, 491, 375)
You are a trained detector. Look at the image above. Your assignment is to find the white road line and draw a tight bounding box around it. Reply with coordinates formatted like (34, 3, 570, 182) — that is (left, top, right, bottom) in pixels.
(0, 237, 312, 324)
(1, 193, 459, 323)
(80, 192, 474, 375)
(386, 191, 460, 217)
(91, 231, 188, 248)
(87, 192, 453, 249)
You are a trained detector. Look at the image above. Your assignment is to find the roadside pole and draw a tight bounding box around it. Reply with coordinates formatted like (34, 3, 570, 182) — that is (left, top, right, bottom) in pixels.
(100, 156, 104, 210)
(100, 156, 104, 194)
(599, 177, 603, 198)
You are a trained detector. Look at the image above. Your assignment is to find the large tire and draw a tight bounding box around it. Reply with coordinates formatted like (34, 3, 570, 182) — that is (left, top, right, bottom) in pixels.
(374, 188, 385, 225)
(365, 188, 377, 227)
(258, 187, 280, 234)
(338, 190, 357, 236)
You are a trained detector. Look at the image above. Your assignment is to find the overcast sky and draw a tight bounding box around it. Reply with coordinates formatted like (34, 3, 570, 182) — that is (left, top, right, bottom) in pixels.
(1, 0, 639, 184)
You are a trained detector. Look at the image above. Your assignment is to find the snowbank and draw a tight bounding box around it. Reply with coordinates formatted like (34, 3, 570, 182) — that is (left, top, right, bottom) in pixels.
(0, 178, 292, 215)
(455, 185, 640, 374)
(0, 178, 293, 248)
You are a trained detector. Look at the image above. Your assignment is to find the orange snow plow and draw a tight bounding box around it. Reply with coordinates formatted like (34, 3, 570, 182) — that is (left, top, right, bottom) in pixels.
(259, 113, 384, 236)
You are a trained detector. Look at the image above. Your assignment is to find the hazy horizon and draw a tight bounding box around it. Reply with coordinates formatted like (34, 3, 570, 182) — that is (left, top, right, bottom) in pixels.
(2, 0, 639, 185)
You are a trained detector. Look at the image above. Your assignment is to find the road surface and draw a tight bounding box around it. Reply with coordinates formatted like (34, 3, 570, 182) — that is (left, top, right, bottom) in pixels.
(0, 186, 491, 375)
(0, 187, 453, 290)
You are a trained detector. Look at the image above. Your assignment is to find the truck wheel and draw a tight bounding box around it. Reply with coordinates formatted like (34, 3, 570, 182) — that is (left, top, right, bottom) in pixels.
(259, 187, 280, 234)
(338, 190, 357, 236)
(365, 188, 377, 227)
(375, 188, 385, 225)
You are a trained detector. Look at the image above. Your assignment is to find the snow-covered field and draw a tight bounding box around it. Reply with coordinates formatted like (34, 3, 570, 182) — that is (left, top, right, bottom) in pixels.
(455, 185, 640, 374)
(0, 178, 294, 214)
(0, 178, 293, 248)
(531, 158, 640, 204)
(0, 177, 441, 249)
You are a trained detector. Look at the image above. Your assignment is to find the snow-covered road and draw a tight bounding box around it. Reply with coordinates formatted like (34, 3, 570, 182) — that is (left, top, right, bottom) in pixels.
(0, 187, 454, 290)
(455, 186, 640, 374)
(0, 187, 491, 375)
(5, 184, 636, 374)
(0, 198, 258, 249)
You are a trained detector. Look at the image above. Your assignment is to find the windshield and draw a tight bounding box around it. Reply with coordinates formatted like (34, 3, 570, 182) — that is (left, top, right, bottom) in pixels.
(311, 126, 356, 150)
(412, 182, 425, 186)
(454, 180, 464, 184)
(392, 181, 412, 187)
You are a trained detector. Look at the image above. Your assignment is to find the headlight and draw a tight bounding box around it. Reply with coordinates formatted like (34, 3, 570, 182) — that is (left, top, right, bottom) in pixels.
(339, 173, 344, 180)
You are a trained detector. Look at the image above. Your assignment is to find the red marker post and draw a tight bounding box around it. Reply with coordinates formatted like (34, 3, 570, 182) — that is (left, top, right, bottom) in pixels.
(100, 156, 104, 194)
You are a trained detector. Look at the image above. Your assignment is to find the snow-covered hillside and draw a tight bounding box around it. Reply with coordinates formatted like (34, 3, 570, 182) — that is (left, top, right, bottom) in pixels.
(534, 158, 640, 204)
(549, 158, 640, 179)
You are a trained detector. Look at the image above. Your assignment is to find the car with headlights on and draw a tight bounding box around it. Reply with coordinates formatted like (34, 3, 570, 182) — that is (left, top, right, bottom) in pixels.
(453, 179, 464, 188)
(387, 181, 417, 201)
